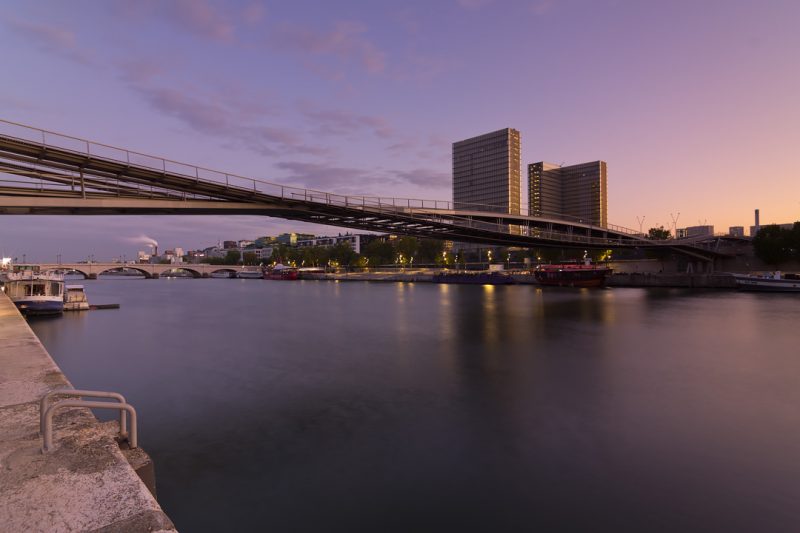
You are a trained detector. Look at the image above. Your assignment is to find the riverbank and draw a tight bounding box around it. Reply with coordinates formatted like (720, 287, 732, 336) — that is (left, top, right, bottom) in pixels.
(303, 270, 740, 289)
(0, 293, 176, 531)
(607, 272, 738, 288)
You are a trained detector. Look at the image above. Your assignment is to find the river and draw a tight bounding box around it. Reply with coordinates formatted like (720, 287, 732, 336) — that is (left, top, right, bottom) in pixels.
(29, 278, 800, 532)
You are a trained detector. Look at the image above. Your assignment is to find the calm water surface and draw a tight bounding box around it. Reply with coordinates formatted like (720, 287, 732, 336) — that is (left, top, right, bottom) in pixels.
(29, 279, 800, 532)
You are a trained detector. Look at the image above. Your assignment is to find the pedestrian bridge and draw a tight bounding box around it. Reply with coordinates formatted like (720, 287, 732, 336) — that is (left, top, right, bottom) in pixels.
(28, 263, 251, 279)
(0, 119, 732, 260)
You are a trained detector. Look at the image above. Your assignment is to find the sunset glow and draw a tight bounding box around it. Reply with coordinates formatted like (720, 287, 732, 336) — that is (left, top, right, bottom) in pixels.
(1, 1, 798, 259)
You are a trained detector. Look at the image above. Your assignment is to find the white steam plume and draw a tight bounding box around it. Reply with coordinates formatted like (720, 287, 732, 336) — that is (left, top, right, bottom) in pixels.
(126, 235, 158, 247)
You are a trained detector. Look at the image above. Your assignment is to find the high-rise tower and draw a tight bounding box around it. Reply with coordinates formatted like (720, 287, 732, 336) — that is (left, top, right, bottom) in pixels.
(452, 128, 520, 214)
(528, 160, 607, 227)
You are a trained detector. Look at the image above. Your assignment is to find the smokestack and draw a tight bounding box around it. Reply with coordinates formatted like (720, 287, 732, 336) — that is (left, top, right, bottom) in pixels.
(755, 209, 760, 233)
(154, 244, 158, 257)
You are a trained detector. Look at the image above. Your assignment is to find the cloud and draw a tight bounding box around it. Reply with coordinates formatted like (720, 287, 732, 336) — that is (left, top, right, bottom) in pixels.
(390, 168, 451, 188)
(275, 161, 450, 195)
(298, 102, 393, 139)
(268, 21, 386, 74)
(129, 84, 324, 157)
(530, 0, 555, 16)
(117, 59, 165, 85)
(275, 161, 393, 194)
(142, 87, 231, 132)
(108, 0, 235, 41)
(241, 2, 267, 26)
(456, 0, 494, 10)
(387, 139, 418, 153)
(165, 0, 235, 41)
(7, 19, 96, 66)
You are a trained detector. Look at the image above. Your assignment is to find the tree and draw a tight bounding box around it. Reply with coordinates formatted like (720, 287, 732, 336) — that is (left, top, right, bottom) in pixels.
(363, 239, 394, 265)
(242, 252, 258, 265)
(270, 244, 291, 263)
(329, 242, 358, 266)
(224, 250, 241, 264)
(417, 238, 444, 263)
(394, 236, 419, 260)
(647, 226, 672, 240)
(301, 246, 328, 267)
(753, 223, 798, 266)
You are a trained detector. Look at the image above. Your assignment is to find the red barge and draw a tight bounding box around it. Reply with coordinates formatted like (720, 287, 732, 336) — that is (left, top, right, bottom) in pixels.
(533, 262, 612, 288)
(263, 264, 299, 280)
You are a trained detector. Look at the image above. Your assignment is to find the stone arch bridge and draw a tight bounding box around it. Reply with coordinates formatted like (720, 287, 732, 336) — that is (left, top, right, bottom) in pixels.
(33, 263, 250, 279)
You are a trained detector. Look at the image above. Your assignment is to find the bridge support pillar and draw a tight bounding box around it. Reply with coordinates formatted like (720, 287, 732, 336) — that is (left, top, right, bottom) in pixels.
(87, 273, 98, 280)
(150, 273, 160, 279)
(202, 273, 210, 278)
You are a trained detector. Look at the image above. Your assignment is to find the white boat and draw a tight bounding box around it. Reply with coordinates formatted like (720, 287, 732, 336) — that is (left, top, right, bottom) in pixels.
(63, 284, 90, 311)
(1, 267, 65, 316)
(237, 267, 263, 279)
(732, 271, 800, 292)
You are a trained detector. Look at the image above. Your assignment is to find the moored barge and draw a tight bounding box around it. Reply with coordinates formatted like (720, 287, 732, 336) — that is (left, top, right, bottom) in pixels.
(732, 272, 800, 292)
(533, 263, 612, 288)
(1, 266, 65, 316)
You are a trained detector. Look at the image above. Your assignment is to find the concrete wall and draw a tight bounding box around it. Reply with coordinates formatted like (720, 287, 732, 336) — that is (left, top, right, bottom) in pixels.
(607, 273, 737, 288)
(0, 293, 176, 532)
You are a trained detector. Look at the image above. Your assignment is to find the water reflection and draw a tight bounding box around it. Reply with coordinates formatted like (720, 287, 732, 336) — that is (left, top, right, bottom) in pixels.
(28, 280, 800, 532)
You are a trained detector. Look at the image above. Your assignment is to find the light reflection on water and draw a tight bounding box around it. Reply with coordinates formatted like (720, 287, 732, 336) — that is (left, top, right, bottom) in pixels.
(29, 279, 800, 532)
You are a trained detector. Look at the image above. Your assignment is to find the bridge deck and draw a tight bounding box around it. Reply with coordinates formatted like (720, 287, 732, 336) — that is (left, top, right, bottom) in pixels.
(0, 119, 730, 258)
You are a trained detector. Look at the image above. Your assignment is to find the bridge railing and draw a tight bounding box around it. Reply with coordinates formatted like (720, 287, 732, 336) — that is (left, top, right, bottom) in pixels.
(1, 118, 668, 245)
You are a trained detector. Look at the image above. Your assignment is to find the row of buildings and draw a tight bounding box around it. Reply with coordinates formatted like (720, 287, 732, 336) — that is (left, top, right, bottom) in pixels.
(453, 128, 608, 227)
(137, 233, 377, 264)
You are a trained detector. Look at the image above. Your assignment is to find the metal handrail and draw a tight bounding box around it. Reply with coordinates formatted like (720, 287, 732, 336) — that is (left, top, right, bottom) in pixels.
(40, 388, 128, 437)
(1, 118, 711, 250)
(42, 398, 137, 453)
(0, 118, 649, 235)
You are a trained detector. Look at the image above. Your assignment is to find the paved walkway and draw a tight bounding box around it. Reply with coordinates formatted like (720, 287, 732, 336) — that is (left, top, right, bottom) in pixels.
(0, 293, 176, 532)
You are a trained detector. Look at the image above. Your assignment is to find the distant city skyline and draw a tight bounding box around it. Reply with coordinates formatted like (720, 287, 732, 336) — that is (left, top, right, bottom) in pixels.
(1, 0, 799, 261)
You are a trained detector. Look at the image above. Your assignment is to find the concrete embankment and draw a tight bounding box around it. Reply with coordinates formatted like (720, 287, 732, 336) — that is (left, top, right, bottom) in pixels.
(305, 271, 434, 282)
(606, 272, 738, 289)
(305, 270, 739, 289)
(0, 293, 176, 532)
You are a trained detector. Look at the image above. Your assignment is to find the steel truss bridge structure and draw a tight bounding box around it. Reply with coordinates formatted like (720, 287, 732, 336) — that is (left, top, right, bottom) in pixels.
(0, 119, 732, 261)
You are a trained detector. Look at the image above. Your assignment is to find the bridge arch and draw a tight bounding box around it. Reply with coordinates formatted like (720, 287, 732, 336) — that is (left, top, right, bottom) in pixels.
(209, 268, 238, 276)
(97, 267, 152, 279)
(159, 267, 202, 279)
(46, 267, 90, 279)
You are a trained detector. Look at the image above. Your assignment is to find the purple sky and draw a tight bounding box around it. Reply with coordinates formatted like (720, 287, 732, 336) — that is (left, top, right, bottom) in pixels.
(2, 0, 799, 261)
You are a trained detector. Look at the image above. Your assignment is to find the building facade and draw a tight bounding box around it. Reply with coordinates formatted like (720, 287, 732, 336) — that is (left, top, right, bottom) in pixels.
(677, 225, 714, 238)
(728, 226, 745, 237)
(528, 161, 607, 227)
(452, 128, 521, 214)
(296, 233, 377, 254)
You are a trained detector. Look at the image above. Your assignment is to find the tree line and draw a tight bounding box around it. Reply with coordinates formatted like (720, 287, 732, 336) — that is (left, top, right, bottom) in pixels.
(753, 223, 800, 266)
(203, 237, 449, 267)
(200, 236, 607, 268)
